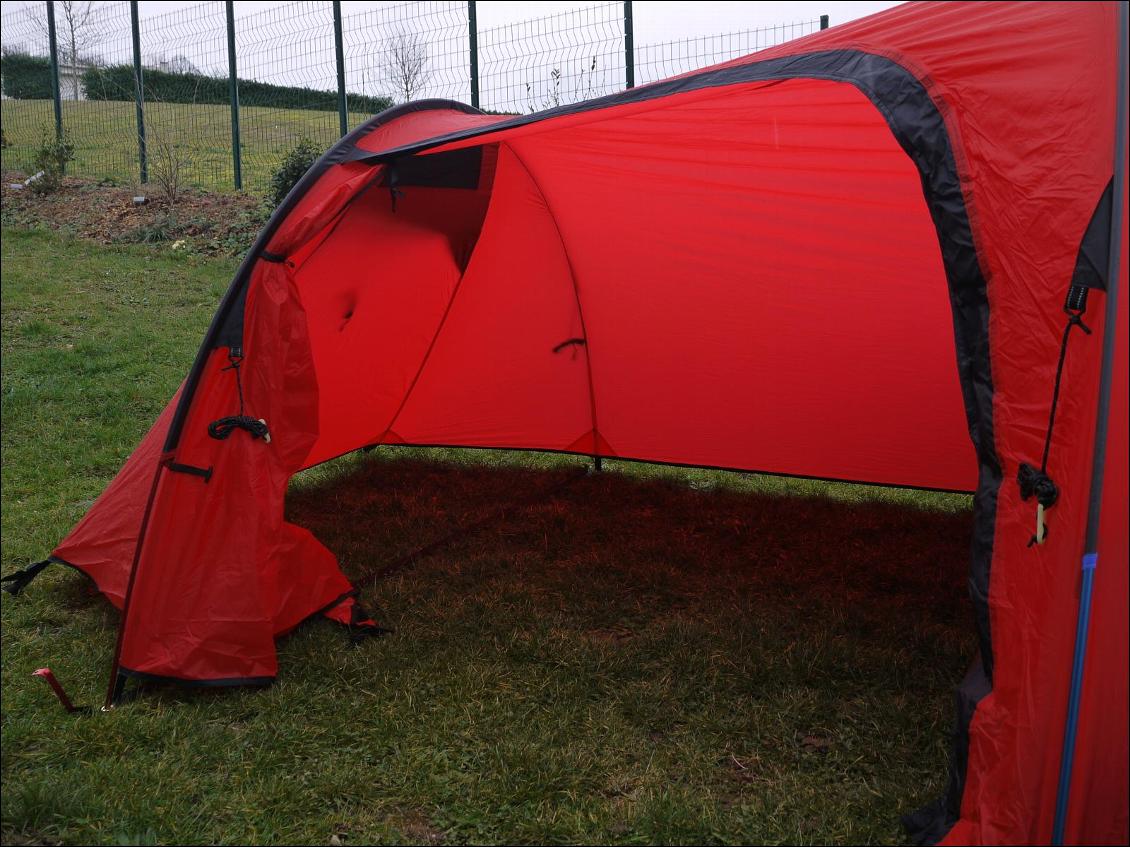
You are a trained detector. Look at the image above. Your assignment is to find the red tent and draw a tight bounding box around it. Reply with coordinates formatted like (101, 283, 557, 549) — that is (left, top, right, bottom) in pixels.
(5, 2, 1126, 843)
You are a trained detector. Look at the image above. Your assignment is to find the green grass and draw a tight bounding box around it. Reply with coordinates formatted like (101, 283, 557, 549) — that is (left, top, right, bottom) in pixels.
(1, 227, 976, 845)
(0, 99, 380, 195)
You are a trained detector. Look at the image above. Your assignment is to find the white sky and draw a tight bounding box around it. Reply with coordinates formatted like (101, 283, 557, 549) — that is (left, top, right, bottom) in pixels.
(481, 1, 901, 41)
(0, 1, 903, 108)
(2, 1, 903, 44)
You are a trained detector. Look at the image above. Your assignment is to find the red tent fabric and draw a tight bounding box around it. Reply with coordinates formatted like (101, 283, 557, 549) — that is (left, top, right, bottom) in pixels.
(13, 2, 1126, 843)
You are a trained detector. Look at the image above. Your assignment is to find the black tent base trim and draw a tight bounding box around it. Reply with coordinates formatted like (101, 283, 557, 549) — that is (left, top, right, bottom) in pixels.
(118, 667, 276, 689)
(902, 656, 992, 845)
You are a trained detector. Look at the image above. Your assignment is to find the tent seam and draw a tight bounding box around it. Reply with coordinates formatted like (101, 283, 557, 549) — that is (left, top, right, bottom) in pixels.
(372, 265, 473, 449)
(504, 142, 604, 458)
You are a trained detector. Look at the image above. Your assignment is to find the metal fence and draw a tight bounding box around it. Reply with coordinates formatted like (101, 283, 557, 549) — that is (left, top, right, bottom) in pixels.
(0, 1, 826, 195)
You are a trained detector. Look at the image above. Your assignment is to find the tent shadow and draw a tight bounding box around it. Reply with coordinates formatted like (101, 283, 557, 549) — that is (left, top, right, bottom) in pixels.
(117, 449, 976, 711)
(286, 449, 975, 648)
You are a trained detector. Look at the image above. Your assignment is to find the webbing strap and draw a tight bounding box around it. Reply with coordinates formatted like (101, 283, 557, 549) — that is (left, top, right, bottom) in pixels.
(168, 462, 213, 482)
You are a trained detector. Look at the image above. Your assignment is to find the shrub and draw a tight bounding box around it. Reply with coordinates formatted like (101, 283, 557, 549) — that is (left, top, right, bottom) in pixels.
(82, 64, 393, 114)
(29, 126, 75, 195)
(270, 137, 321, 207)
(0, 52, 53, 100)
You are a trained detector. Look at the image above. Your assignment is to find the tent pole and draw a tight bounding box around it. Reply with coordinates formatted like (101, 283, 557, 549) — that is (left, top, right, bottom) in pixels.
(1051, 4, 1127, 842)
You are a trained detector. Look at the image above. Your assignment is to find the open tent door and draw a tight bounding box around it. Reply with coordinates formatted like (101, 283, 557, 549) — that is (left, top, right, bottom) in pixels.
(292, 77, 975, 492)
(17, 4, 1125, 844)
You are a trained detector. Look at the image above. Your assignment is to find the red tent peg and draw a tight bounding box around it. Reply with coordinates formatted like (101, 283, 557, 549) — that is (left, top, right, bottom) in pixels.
(32, 668, 83, 714)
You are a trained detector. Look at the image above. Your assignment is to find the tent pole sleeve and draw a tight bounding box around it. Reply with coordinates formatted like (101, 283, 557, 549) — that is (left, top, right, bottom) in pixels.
(102, 457, 169, 710)
(1051, 3, 1127, 843)
(506, 146, 603, 468)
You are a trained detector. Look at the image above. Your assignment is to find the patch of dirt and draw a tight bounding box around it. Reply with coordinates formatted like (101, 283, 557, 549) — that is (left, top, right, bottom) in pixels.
(392, 811, 444, 845)
(799, 733, 834, 752)
(1, 171, 269, 257)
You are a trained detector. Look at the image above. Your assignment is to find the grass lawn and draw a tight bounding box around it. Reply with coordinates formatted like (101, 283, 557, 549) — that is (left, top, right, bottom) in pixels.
(1, 227, 976, 845)
(0, 99, 380, 196)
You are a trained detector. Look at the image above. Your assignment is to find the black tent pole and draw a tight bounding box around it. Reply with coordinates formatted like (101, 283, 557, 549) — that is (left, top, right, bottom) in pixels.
(1050, 3, 1127, 842)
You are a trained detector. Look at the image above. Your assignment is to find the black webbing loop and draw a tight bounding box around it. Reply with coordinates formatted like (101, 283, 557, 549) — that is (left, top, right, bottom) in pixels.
(259, 250, 287, 264)
(168, 462, 214, 482)
(207, 348, 271, 443)
(1, 559, 52, 596)
(1017, 285, 1092, 546)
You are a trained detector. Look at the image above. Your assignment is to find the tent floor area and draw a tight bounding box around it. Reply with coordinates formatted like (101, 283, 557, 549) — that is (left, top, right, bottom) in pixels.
(5, 445, 977, 844)
(1, 228, 976, 844)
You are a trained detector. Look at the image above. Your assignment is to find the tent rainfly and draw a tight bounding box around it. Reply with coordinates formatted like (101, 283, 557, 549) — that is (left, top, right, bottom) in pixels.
(3, 2, 1126, 844)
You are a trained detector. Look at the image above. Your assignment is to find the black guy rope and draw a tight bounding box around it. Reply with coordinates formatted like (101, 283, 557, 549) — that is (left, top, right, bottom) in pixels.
(1018, 285, 1092, 546)
(208, 347, 271, 443)
(353, 466, 588, 591)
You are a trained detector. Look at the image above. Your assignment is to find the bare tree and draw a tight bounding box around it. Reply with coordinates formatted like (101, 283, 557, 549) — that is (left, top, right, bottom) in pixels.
(382, 32, 431, 102)
(30, 1, 99, 99)
(153, 53, 202, 75)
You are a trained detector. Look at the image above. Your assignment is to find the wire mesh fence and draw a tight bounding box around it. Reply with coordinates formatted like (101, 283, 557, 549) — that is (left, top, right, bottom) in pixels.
(635, 19, 823, 86)
(1, 2, 59, 176)
(1, 1, 825, 196)
(343, 1, 470, 114)
(478, 2, 624, 115)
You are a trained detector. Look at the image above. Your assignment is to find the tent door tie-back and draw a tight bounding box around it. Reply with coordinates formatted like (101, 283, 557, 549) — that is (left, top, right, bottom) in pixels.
(1017, 284, 1092, 546)
(207, 348, 271, 443)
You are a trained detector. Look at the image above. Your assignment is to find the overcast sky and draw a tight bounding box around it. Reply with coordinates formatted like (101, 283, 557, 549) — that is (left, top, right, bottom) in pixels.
(482, 1, 901, 41)
(0, 1, 904, 110)
(2, 1, 903, 44)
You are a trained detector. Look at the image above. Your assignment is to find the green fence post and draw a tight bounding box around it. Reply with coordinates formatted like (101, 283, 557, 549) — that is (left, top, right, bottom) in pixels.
(468, 1, 479, 109)
(624, 1, 634, 89)
(333, 1, 348, 136)
(820, 14, 830, 29)
(225, 0, 242, 190)
(130, 1, 147, 183)
(46, 0, 63, 141)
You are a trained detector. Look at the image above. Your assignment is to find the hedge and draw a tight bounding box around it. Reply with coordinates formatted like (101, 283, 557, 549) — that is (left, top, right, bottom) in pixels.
(82, 65, 393, 114)
(0, 52, 54, 100)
